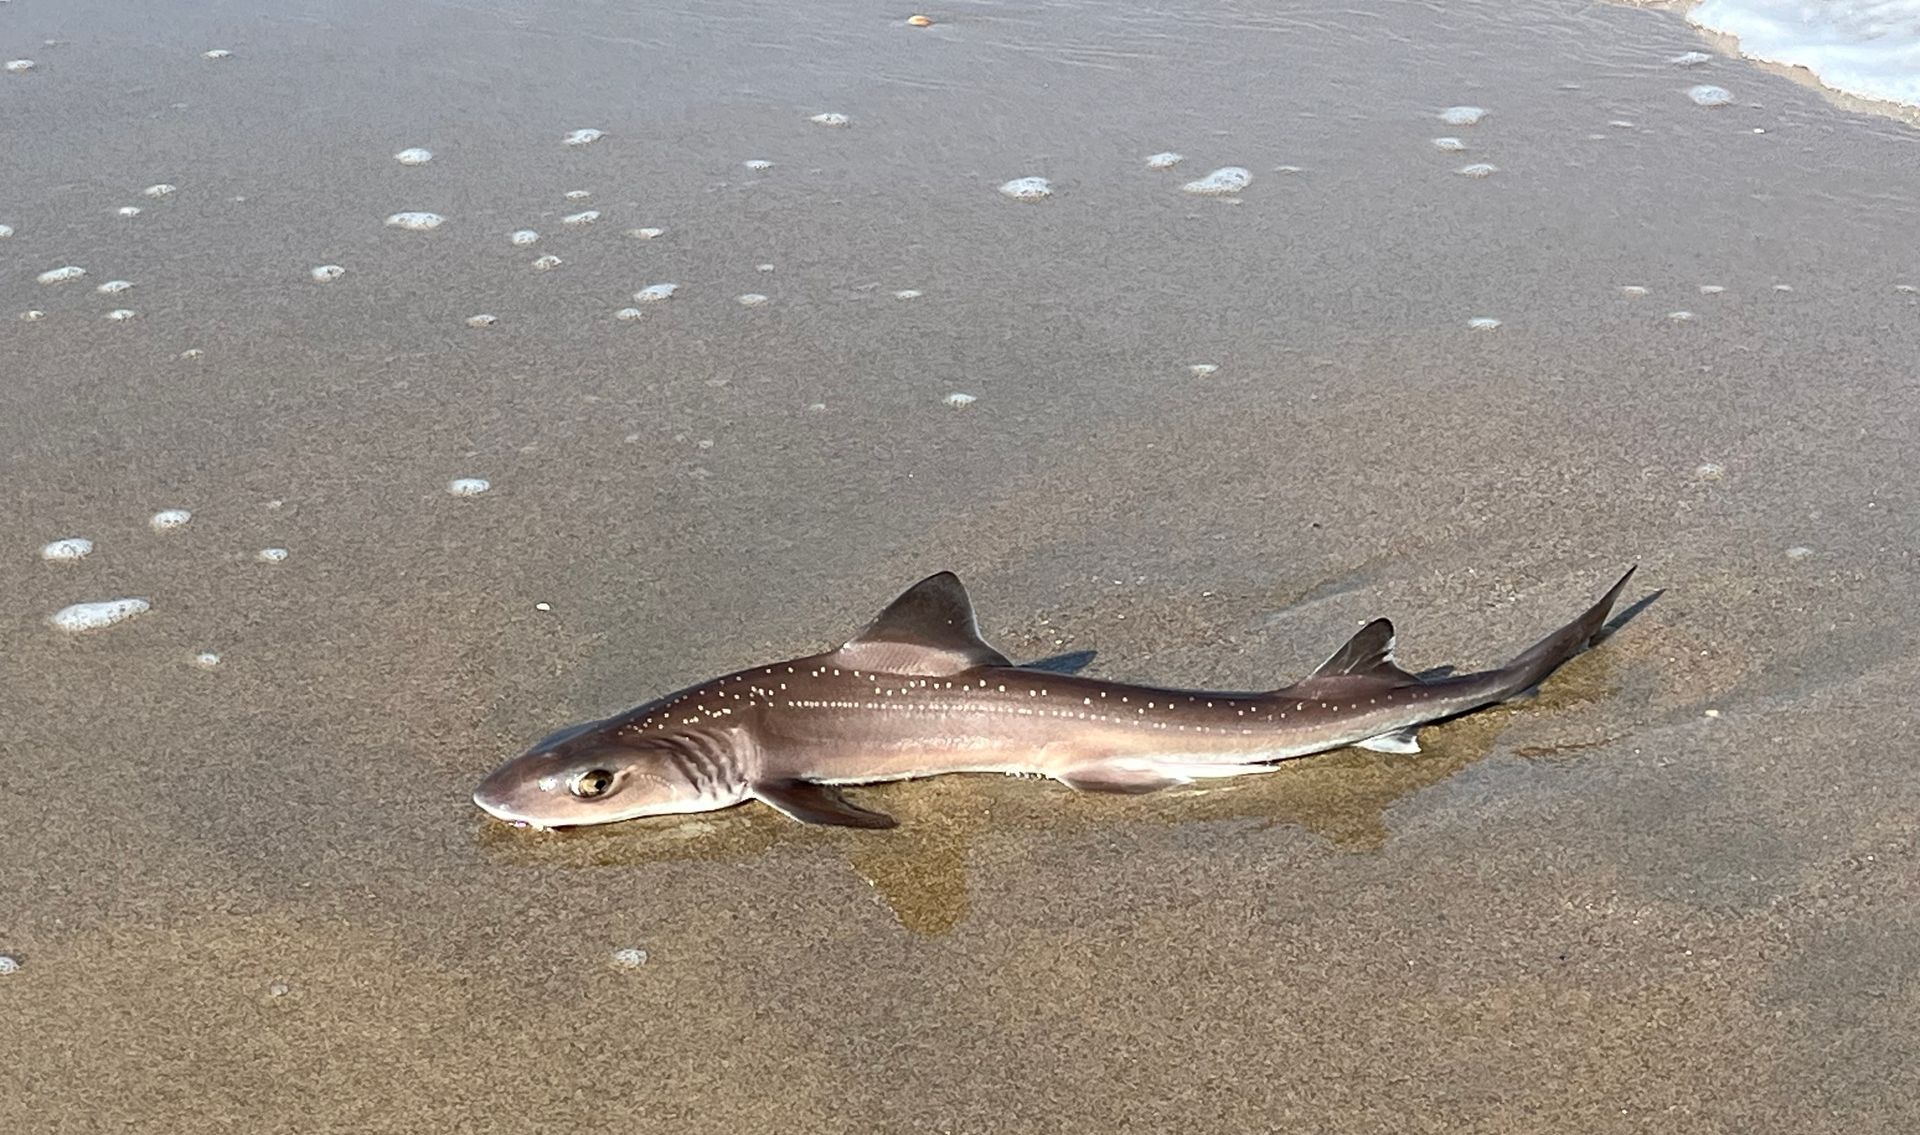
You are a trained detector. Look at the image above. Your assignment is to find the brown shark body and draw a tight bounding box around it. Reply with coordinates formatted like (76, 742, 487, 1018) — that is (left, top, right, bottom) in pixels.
(472, 567, 1635, 830)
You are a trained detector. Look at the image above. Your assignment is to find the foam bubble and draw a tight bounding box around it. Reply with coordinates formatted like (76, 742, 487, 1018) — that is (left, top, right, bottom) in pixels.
(179, 348, 203, 359)
(563, 128, 605, 146)
(510, 229, 539, 245)
(385, 211, 445, 231)
(610, 947, 649, 969)
(893, 289, 923, 299)
(1431, 137, 1467, 151)
(41, 538, 93, 561)
(531, 254, 563, 271)
(51, 598, 150, 632)
(6, 59, 36, 73)
(943, 392, 977, 407)
(144, 183, 176, 198)
(1457, 163, 1498, 178)
(756, 263, 775, 273)
(1440, 105, 1487, 125)
(1667, 310, 1696, 321)
(202, 49, 232, 60)
(310, 264, 345, 283)
(96, 279, 134, 294)
(0, 224, 12, 237)
(1688, 84, 1733, 107)
(998, 176, 1053, 202)
(1187, 363, 1219, 376)
(466, 314, 497, 327)
(37, 266, 85, 285)
(744, 159, 774, 171)
(1181, 166, 1252, 195)
(117, 205, 143, 218)
(394, 147, 433, 165)
(0, 956, 19, 975)
(614, 307, 645, 321)
(736, 293, 769, 306)
(633, 283, 677, 302)
(447, 477, 490, 496)
(1772, 283, 1794, 292)
(20, 310, 45, 321)
(104, 309, 137, 322)
(1145, 152, 1184, 169)
(1698, 284, 1726, 294)
(809, 112, 850, 127)
(1671, 50, 1712, 66)
(1620, 285, 1649, 296)
(256, 547, 289, 563)
(1785, 545, 1814, 560)
(150, 509, 192, 530)
(562, 210, 599, 225)
(195, 651, 222, 668)
(1467, 317, 1502, 330)
(564, 190, 591, 200)
(626, 227, 665, 239)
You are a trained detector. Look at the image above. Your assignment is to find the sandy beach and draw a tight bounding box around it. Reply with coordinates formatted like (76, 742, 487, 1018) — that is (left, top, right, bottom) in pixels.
(4, 0, 1919, 1129)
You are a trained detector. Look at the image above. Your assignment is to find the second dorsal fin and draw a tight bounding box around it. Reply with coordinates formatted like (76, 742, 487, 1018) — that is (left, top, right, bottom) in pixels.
(824, 571, 1012, 677)
(1309, 617, 1421, 684)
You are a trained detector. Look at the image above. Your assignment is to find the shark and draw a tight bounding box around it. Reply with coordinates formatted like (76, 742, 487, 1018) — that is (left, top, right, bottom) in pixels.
(472, 567, 1635, 831)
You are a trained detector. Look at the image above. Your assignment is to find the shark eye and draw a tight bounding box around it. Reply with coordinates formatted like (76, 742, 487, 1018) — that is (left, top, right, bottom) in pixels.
(569, 769, 615, 799)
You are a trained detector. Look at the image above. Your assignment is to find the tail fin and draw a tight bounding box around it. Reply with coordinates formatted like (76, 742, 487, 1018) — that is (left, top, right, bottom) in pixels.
(1495, 567, 1636, 696)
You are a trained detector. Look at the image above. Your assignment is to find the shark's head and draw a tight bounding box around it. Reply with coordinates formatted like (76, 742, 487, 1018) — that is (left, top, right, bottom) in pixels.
(471, 721, 720, 830)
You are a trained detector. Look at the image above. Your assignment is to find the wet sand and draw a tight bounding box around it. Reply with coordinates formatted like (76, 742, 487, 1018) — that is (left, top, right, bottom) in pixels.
(5, 0, 1920, 1129)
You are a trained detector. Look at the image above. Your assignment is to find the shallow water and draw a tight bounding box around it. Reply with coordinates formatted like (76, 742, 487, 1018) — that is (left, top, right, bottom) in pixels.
(5, 0, 1920, 1130)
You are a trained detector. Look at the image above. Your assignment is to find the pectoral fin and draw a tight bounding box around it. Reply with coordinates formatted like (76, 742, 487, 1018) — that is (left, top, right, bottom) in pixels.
(1355, 727, 1421, 754)
(752, 780, 898, 829)
(1055, 763, 1195, 794)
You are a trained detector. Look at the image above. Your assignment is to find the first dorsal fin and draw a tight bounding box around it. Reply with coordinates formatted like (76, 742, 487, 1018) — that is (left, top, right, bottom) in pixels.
(1309, 618, 1421, 685)
(824, 571, 1012, 677)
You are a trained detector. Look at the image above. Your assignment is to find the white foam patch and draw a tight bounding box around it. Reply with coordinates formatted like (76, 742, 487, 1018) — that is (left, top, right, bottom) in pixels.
(1468, 317, 1502, 330)
(202, 49, 232, 60)
(510, 229, 539, 245)
(1699, 284, 1726, 294)
(1187, 363, 1219, 376)
(1688, 84, 1734, 106)
(37, 266, 85, 285)
(1432, 136, 1467, 151)
(1181, 166, 1252, 195)
(1671, 50, 1713, 66)
(564, 128, 605, 146)
(310, 264, 345, 283)
(610, 947, 649, 969)
(96, 279, 134, 293)
(1457, 163, 1498, 178)
(756, 263, 775, 273)
(893, 289, 923, 299)
(1440, 105, 1487, 125)
(1668, 310, 1697, 321)
(7, 59, 37, 73)
(256, 547, 289, 563)
(562, 210, 599, 225)
(809, 112, 850, 127)
(943, 392, 977, 407)
(626, 227, 665, 239)
(118, 205, 144, 218)
(195, 651, 222, 668)
(531, 254, 563, 270)
(0, 224, 12, 237)
(144, 183, 177, 198)
(744, 159, 774, 170)
(394, 147, 432, 165)
(633, 283, 677, 302)
(1688, 0, 1920, 108)
(564, 190, 591, 200)
(466, 313, 497, 327)
(42, 537, 93, 561)
(736, 293, 769, 306)
(998, 176, 1053, 201)
(614, 307, 645, 321)
(1620, 285, 1649, 296)
(447, 477, 490, 496)
(51, 598, 150, 632)
(385, 211, 445, 230)
(1145, 152, 1184, 169)
(150, 508, 192, 530)
(104, 309, 137, 322)
(20, 310, 45, 321)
